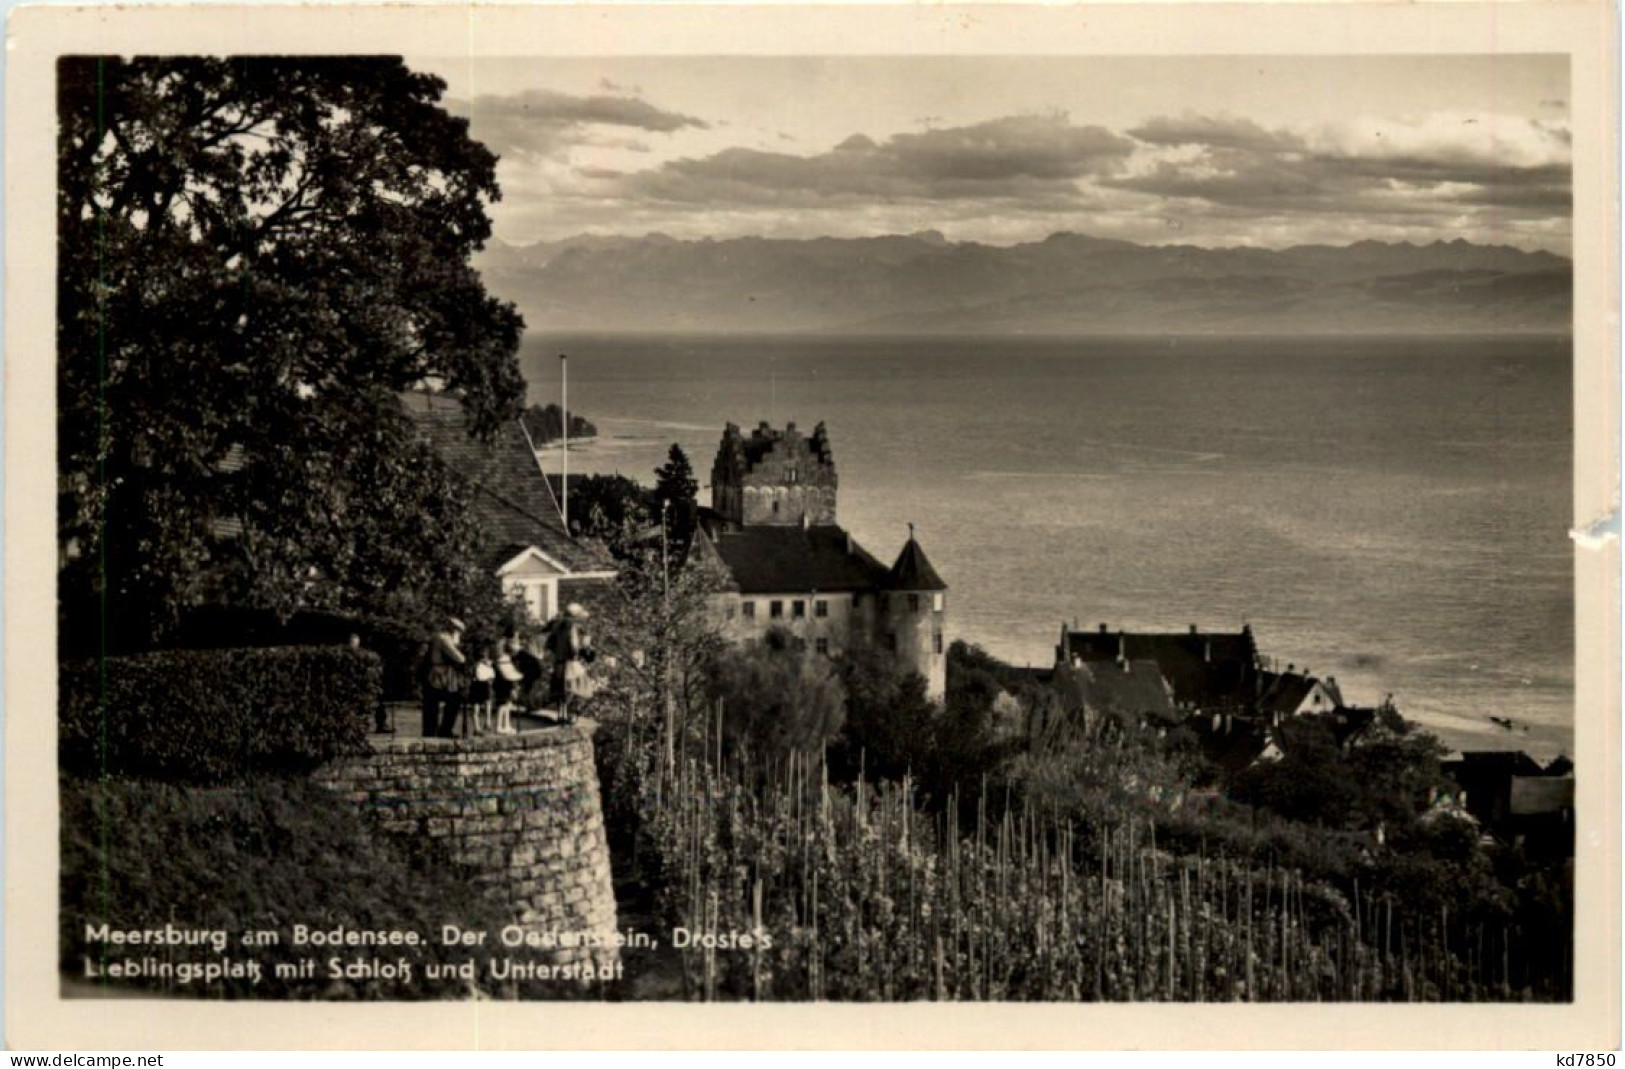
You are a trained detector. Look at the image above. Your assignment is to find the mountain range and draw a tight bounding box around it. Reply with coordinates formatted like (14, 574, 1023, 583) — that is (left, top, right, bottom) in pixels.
(474, 231, 1572, 336)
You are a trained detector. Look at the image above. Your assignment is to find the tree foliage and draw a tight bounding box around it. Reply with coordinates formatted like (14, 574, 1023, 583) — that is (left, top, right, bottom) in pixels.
(57, 56, 524, 651)
(714, 628, 847, 756)
(652, 444, 700, 560)
(570, 474, 655, 550)
(829, 643, 937, 781)
(521, 403, 596, 445)
(587, 536, 731, 742)
(1230, 709, 1451, 835)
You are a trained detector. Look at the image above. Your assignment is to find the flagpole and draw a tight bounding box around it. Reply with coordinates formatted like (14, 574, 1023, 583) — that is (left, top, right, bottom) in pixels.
(560, 352, 569, 532)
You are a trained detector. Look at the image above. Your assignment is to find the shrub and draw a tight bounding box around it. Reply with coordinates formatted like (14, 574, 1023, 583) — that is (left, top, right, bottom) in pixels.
(165, 607, 439, 702)
(60, 646, 377, 784)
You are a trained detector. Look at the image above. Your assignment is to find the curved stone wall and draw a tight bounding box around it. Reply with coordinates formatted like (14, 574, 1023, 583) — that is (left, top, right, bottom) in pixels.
(314, 724, 618, 971)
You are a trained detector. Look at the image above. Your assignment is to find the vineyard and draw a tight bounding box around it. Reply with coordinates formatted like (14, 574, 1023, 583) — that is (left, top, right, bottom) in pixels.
(597, 700, 1562, 1002)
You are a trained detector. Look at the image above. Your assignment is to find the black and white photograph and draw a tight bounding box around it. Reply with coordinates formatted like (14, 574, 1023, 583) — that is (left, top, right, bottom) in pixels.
(8, 0, 1619, 1050)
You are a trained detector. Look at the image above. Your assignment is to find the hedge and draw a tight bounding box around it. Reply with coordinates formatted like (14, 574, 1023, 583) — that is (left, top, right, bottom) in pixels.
(164, 607, 429, 701)
(60, 646, 377, 784)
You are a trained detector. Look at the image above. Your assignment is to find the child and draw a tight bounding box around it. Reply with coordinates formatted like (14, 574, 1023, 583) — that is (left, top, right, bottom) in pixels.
(493, 639, 524, 735)
(469, 654, 495, 735)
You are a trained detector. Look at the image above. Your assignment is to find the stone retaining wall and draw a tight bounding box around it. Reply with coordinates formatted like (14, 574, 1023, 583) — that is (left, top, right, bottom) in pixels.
(314, 723, 618, 970)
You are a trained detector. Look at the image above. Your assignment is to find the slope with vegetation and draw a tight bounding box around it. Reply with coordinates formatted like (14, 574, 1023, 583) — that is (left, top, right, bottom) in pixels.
(580, 546, 1572, 1000)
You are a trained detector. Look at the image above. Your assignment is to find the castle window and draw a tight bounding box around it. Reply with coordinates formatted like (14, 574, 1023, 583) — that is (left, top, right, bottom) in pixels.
(771, 499, 780, 515)
(815, 599, 828, 618)
(770, 600, 784, 619)
(815, 638, 829, 656)
(933, 592, 944, 612)
(934, 632, 944, 655)
(909, 593, 920, 613)
(793, 600, 806, 619)
(742, 601, 756, 620)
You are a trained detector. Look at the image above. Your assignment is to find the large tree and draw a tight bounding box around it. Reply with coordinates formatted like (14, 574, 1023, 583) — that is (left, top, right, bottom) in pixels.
(57, 57, 525, 651)
(652, 443, 700, 562)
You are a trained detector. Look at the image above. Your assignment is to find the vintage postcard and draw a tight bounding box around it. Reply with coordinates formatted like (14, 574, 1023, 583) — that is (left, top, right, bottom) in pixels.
(5, 1, 1619, 1051)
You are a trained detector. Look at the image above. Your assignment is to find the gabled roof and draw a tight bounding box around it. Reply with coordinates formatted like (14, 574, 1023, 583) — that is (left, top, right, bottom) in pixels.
(706, 524, 890, 594)
(887, 535, 947, 592)
(404, 392, 613, 575)
(1256, 671, 1318, 715)
(1061, 626, 1258, 711)
(690, 527, 740, 592)
(1070, 659, 1181, 725)
(1448, 750, 1547, 776)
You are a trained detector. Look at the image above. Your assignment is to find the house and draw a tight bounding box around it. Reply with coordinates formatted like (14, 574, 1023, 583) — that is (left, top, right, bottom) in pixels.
(1508, 773, 1575, 858)
(407, 392, 616, 623)
(696, 421, 949, 698)
(1255, 668, 1345, 722)
(1056, 622, 1262, 716)
(1443, 749, 1574, 856)
(1442, 750, 1547, 827)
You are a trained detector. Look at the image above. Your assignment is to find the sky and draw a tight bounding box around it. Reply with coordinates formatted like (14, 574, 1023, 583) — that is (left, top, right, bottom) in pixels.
(409, 55, 1572, 253)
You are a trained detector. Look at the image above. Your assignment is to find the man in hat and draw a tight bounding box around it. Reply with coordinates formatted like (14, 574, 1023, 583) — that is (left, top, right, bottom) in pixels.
(421, 615, 468, 738)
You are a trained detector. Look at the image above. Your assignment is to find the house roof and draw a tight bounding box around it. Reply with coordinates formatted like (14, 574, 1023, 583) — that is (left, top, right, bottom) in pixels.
(1257, 671, 1318, 715)
(1071, 659, 1181, 725)
(1061, 627, 1258, 711)
(887, 535, 948, 592)
(705, 524, 891, 594)
(404, 392, 613, 575)
(1449, 750, 1547, 776)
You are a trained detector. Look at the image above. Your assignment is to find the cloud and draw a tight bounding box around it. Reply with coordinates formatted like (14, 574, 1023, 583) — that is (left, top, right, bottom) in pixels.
(1129, 114, 1303, 154)
(456, 88, 708, 161)
(585, 113, 1135, 208)
(482, 105, 1571, 253)
(1109, 111, 1571, 228)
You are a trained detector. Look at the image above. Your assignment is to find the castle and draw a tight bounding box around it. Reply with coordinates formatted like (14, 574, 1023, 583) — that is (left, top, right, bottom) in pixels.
(695, 421, 948, 698)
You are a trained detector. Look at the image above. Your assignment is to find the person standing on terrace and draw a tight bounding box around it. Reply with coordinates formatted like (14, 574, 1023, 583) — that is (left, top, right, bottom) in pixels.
(422, 616, 469, 738)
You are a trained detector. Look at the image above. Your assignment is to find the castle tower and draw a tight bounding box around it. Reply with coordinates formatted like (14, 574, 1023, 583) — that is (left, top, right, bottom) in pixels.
(883, 524, 948, 699)
(710, 420, 838, 528)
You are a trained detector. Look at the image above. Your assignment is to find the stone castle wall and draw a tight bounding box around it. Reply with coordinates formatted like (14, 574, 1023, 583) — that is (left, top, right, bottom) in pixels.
(886, 590, 948, 699)
(314, 724, 618, 970)
(712, 421, 838, 527)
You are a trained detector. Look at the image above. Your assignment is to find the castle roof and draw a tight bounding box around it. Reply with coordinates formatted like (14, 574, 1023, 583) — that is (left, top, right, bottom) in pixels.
(887, 535, 948, 592)
(704, 524, 890, 594)
(404, 392, 613, 575)
(1060, 625, 1258, 711)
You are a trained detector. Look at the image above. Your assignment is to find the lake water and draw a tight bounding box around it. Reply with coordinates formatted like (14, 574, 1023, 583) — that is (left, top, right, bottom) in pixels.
(520, 333, 1574, 759)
